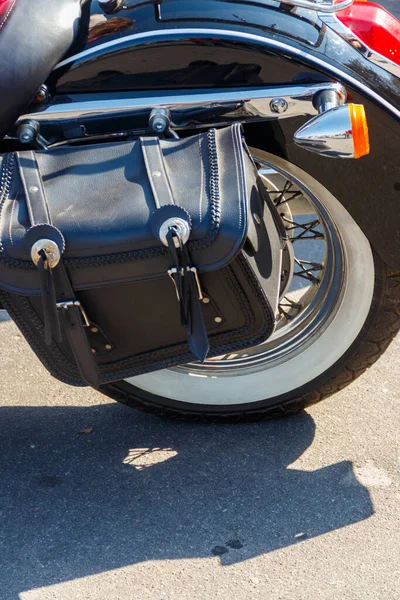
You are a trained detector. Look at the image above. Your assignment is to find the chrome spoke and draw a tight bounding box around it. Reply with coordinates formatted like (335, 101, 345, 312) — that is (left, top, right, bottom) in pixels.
(267, 180, 304, 206)
(293, 258, 324, 284)
(282, 216, 325, 241)
(178, 156, 342, 374)
(278, 296, 302, 320)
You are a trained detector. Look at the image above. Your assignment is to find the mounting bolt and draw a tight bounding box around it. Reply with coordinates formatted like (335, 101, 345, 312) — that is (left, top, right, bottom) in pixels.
(17, 119, 41, 145)
(154, 119, 167, 132)
(270, 98, 288, 114)
(21, 130, 34, 143)
(149, 108, 171, 134)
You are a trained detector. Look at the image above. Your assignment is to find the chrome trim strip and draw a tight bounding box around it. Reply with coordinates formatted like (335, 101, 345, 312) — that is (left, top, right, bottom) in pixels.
(270, 0, 353, 13)
(319, 12, 400, 80)
(17, 83, 346, 127)
(53, 28, 400, 120)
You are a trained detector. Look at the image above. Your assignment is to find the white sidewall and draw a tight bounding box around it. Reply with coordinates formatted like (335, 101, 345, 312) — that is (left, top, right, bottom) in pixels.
(126, 154, 375, 405)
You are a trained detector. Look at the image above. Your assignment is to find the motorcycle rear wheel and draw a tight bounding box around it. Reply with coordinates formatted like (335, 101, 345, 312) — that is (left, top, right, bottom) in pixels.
(102, 151, 400, 421)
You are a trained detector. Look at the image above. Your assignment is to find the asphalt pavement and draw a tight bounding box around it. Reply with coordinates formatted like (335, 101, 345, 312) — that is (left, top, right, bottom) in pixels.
(0, 311, 399, 600)
(1, 312, 399, 600)
(1, 2, 400, 599)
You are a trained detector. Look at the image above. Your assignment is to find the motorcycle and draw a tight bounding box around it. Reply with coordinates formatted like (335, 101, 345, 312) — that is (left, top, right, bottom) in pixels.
(0, 0, 399, 421)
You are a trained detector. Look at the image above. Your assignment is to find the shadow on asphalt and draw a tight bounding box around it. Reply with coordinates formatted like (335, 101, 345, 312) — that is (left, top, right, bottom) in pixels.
(0, 404, 373, 598)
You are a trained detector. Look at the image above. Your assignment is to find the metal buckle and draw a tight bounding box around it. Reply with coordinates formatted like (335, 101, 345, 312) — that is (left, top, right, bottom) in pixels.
(187, 266, 204, 301)
(167, 268, 184, 301)
(56, 300, 91, 327)
(167, 267, 203, 301)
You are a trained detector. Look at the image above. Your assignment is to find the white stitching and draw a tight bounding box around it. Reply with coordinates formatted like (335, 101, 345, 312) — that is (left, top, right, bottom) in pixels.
(0, 153, 15, 257)
(0, 0, 17, 32)
(8, 194, 17, 245)
(231, 126, 242, 229)
(198, 135, 204, 223)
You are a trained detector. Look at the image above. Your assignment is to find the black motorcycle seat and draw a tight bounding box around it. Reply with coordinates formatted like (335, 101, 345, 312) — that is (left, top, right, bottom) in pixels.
(0, 0, 81, 140)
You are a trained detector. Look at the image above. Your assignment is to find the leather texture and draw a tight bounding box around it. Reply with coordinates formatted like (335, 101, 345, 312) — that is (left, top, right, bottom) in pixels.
(0, 125, 282, 386)
(0, 0, 81, 139)
(0, 126, 249, 294)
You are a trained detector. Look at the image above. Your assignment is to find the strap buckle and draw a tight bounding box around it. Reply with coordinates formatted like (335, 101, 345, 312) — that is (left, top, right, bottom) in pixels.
(187, 266, 204, 301)
(56, 300, 91, 327)
(167, 266, 203, 302)
(167, 267, 184, 301)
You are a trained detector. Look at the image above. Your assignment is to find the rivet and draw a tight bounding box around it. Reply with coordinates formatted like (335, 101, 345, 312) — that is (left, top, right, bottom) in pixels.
(91, 348, 97, 354)
(253, 212, 261, 225)
(152, 171, 161, 178)
(91, 327, 99, 333)
(214, 317, 222, 324)
(105, 344, 112, 350)
(29, 186, 39, 193)
(202, 297, 210, 304)
(270, 97, 288, 114)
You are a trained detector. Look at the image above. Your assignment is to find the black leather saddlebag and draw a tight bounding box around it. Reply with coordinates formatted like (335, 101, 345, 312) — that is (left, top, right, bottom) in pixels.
(0, 125, 283, 388)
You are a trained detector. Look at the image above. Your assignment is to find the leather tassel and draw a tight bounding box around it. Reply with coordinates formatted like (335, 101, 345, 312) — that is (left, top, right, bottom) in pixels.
(166, 229, 209, 362)
(37, 250, 62, 346)
(185, 268, 210, 362)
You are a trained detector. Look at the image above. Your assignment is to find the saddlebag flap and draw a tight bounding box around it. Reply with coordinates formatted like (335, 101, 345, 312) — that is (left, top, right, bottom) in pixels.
(0, 124, 283, 387)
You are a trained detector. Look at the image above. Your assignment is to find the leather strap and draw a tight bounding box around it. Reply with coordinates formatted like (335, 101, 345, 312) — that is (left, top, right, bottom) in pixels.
(19, 151, 100, 388)
(140, 138, 209, 362)
(53, 263, 100, 389)
(17, 152, 52, 225)
(140, 137, 175, 208)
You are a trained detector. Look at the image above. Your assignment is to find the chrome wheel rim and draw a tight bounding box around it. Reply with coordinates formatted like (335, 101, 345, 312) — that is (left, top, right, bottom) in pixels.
(172, 149, 346, 376)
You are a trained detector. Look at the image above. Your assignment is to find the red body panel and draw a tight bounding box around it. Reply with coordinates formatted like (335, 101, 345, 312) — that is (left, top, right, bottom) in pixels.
(0, 0, 15, 25)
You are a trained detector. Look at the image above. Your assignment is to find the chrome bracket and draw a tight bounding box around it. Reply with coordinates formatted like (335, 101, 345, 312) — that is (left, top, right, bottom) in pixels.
(270, 0, 353, 12)
(17, 82, 348, 135)
(56, 300, 91, 327)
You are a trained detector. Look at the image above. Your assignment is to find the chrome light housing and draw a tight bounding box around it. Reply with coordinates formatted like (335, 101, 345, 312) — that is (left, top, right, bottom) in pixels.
(293, 104, 370, 159)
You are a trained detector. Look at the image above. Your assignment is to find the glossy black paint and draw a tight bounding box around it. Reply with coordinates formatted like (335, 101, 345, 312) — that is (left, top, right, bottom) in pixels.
(52, 0, 400, 108)
(36, 2, 400, 267)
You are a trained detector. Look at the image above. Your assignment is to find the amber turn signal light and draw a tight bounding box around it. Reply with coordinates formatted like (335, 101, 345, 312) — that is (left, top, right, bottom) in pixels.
(348, 103, 370, 159)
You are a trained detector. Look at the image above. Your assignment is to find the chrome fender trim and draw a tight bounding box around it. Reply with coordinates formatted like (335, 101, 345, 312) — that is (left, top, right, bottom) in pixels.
(53, 29, 400, 121)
